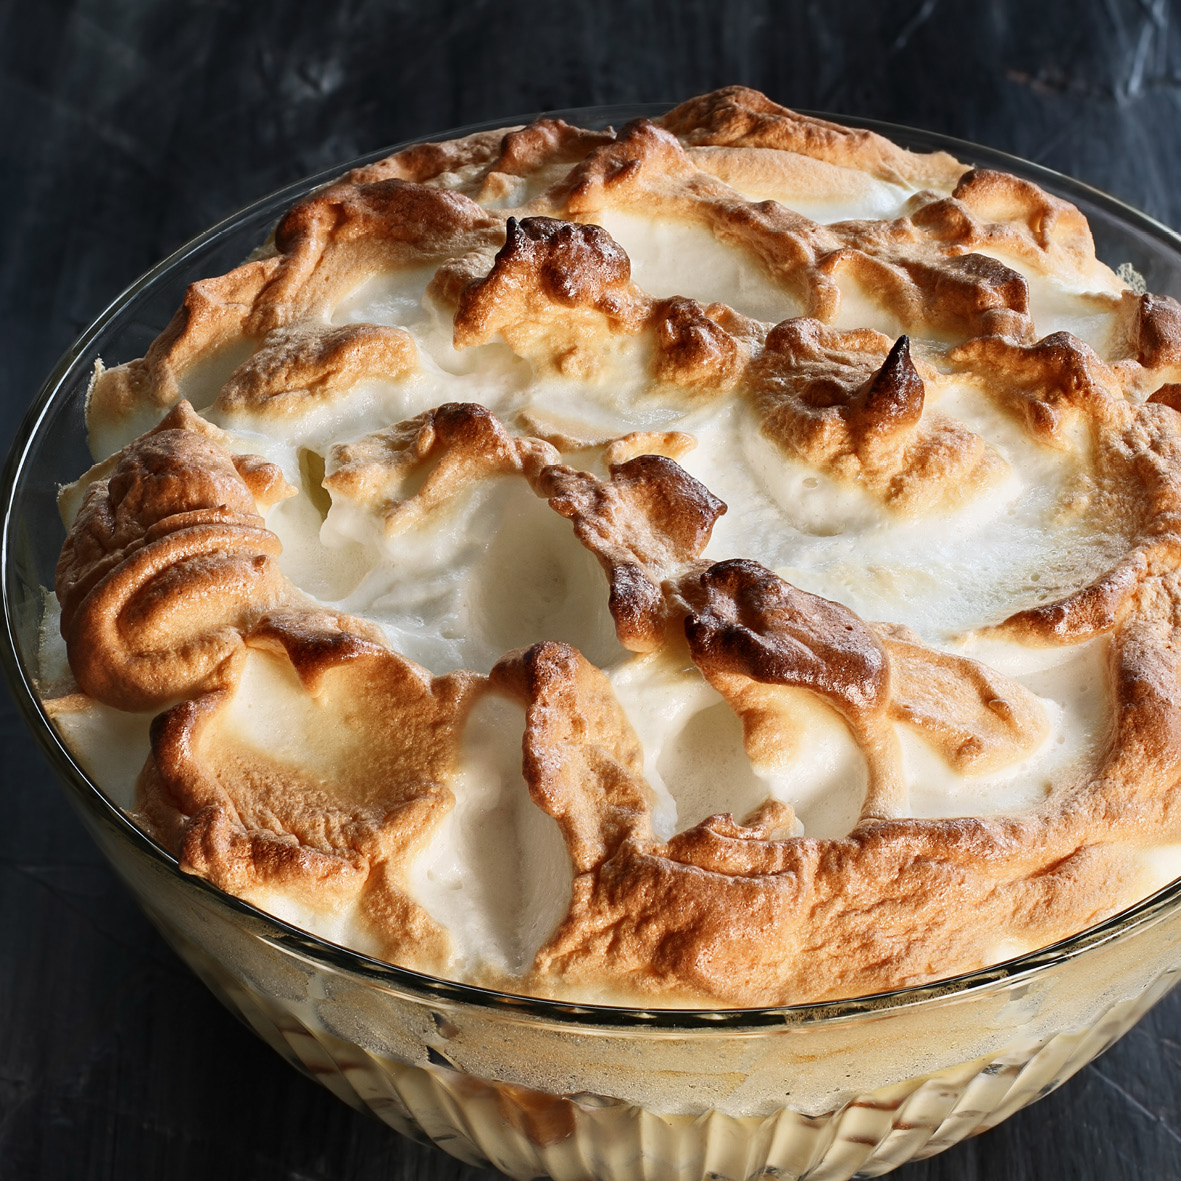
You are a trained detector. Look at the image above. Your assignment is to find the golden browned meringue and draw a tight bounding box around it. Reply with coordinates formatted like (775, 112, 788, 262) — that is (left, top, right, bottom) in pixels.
(42, 86, 1181, 1006)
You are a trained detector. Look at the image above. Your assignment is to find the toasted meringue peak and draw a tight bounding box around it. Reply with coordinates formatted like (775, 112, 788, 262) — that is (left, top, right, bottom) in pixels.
(536, 454, 726, 652)
(453, 216, 649, 376)
(137, 614, 479, 973)
(215, 322, 417, 418)
(750, 318, 1003, 512)
(325, 402, 558, 535)
(56, 406, 293, 710)
(660, 86, 966, 187)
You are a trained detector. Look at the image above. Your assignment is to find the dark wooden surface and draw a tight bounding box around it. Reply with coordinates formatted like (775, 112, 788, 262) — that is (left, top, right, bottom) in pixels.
(3, 1, 1181, 1178)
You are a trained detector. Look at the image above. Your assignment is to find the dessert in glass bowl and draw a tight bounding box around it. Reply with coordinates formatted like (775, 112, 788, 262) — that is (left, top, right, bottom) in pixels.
(5, 87, 1181, 1179)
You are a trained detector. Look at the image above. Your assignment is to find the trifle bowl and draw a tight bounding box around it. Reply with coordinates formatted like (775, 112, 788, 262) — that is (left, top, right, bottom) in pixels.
(5, 91, 1181, 1180)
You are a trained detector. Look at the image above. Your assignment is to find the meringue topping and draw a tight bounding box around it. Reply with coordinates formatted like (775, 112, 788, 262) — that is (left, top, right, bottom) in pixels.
(43, 86, 1181, 1006)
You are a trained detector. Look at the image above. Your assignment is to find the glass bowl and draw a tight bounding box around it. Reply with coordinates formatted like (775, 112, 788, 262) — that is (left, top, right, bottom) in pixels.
(4, 106, 1181, 1181)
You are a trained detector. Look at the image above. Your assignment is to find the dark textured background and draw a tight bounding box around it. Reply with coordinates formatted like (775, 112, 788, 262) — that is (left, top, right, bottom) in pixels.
(3, 1, 1181, 1178)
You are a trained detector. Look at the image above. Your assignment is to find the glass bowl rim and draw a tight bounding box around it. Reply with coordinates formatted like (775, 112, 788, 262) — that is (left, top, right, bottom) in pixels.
(5, 101, 1181, 1032)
